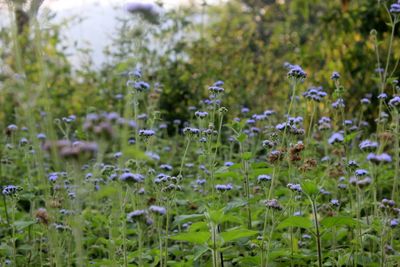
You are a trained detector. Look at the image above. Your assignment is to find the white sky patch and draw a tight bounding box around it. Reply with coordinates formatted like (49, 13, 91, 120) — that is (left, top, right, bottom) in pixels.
(38, 0, 219, 68)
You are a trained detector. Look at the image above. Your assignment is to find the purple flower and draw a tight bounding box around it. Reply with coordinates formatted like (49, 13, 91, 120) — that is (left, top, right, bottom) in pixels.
(390, 3, 400, 14)
(139, 129, 155, 137)
(328, 132, 344, 145)
(2, 185, 22, 196)
(389, 96, 400, 108)
(359, 140, 378, 151)
(355, 169, 368, 177)
(332, 98, 345, 109)
(215, 184, 233, 191)
(287, 65, 307, 81)
(367, 153, 392, 164)
(149, 205, 166, 215)
(257, 175, 272, 183)
(331, 71, 340, 81)
(119, 172, 144, 183)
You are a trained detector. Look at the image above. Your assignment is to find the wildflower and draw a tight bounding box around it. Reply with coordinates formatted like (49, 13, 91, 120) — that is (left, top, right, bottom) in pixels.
(127, 210, 146, 222)
(149, 205, 166, 215)
(390, 2, 400, 14)
(332, 98, 345, 109)
(360, 98, 371, 105)
(390, 219, 399, 228)
(257, 175, 271, 183)
(114, 152, 123, 159)
(348, 160, 359, 168)
(119, 172, 144, 183)
(378, 93, 388, 99)
(215, 184, 233, 191)
(183, 127, 200, 136)
(356, 177, 372, 188)
(224, 161, 234, 167)
(287, 65, 307, 81)
(331, 71, 340, 81)
(48, 173, 59, 182)
(37, 133, 46, 140)
(389, 96, 400, 108)
(303, 86, 327, 102)
(264, 199, 283, 210)
(208, 81, 225, 94)
(328, 132, 344, 145)
(241, 107, 250, 114)
(196, 179, 206, 185)
(355, 169, 368, 177)
(359, 140, 378, 151)
(139, 129, 155, 137)
(262, 140, 276, 148)
(367, 153, 392, 164)
(330, 199, 340, 207)
(287, 183, 302, 193)
(195, 111, 208, 118)
(2, 185, 22, 196)
(160, 164, 173, 171)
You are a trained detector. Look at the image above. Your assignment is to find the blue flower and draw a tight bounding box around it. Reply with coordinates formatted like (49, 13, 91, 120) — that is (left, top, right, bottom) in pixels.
(328, 132, 344, 145)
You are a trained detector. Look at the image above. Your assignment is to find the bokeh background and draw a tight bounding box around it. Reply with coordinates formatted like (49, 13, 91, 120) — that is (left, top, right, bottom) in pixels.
(0, 0, 398, 131)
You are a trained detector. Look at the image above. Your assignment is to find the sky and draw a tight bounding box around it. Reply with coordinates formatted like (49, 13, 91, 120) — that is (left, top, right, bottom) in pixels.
(37, 0, 220, 68)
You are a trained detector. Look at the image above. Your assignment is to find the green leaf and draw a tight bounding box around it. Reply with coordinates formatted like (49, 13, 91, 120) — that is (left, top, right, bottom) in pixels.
(301, 180, 319, 196)
(169, 231, 210, 244)
(173, 214, 205, 225)
(220, 228, 258, 242)
(122, 146, 149, 161)
(236, 133, 247, 143)
(321, 216, 358, 228)
(241, 152, 252, 160)
(276, 216, 313, 230)
(13, 220, 36, 231)
(344, 132, 359, 142)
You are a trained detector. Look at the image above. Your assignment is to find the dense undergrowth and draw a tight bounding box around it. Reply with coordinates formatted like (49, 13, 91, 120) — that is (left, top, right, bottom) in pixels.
(1, 0, 400, 266)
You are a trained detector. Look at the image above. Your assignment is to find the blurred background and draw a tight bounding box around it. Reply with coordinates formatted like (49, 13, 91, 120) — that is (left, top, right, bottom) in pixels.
(0, 0, 398, 131)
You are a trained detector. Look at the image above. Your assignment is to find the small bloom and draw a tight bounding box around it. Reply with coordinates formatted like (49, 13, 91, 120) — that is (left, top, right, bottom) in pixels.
(328, 132, 344, 145)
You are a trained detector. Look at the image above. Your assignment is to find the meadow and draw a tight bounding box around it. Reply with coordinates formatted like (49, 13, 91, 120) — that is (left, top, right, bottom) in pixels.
(1, 0, 400, 266)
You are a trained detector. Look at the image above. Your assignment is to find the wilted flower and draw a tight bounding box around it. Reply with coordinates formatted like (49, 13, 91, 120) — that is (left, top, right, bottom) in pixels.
(264, 199, 283, 210)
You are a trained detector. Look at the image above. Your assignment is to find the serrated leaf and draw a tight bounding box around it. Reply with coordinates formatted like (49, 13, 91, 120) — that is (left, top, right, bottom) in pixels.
(276, 216, 313, 230)
(169, 231, 210, 244)
(220, 228, 258, 242)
